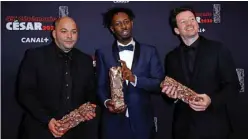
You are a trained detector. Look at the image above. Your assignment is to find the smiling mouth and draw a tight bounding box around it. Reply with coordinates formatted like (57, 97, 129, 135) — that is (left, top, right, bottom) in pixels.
(186, 27, 194, 31)
(65, 41, 74, 44)
(122, 30, 130, 36)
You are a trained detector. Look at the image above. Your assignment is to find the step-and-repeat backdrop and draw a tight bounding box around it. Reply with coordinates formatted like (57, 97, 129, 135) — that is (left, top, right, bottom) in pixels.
(2, 1, 248, 139)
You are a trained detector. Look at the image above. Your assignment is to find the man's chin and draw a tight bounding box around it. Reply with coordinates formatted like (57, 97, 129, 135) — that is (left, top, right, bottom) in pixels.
(64, 45, 75, 50)
(120, 35, 132, 41)
(185, 33, 198, 38)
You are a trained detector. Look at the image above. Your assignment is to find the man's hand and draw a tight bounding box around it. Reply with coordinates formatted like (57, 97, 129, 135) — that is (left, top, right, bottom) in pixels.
(106, 99, 126, 113)
(189, 94, 211, 111)
(48, 118, 64, 138)
(119, 60, 135, 83)
(161, 85, 178, 99)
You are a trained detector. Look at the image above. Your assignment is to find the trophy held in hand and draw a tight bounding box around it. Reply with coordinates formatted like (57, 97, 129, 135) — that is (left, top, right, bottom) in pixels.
(56, 102, 96, 134)
(109, 66, 126, 110)
(160, 76, 203, 103)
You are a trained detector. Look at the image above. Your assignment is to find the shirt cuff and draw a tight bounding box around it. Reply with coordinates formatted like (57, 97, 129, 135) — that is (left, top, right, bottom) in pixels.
(104, 99, 111, 108)
(130, 75, 137, 87)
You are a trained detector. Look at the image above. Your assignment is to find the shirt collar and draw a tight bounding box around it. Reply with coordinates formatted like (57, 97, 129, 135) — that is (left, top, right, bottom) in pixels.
(54, 44, 73, 60)
(117, 38, 135, 47)
(180, 36, 200, 49)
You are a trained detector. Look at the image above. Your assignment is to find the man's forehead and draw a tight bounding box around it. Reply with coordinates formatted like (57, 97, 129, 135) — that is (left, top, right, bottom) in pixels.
(56, 21, 77, 31)
(55, 17, 77, 28)
(177, 11, 194, 18)
(113, 12, 129, 18)
(58, 19, 75, 25)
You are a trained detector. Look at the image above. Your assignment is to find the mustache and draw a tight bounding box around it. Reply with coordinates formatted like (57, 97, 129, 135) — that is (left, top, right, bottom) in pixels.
(121, 30, 130, 33)
(185, 25, 194, 28)
(64, 39, 74, 41)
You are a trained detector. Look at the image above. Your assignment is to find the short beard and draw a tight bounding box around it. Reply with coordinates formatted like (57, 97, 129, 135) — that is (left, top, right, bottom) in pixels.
(115, 35, 132, 44)
(120, 35, 132, 41)
(181, 33, 199, 46)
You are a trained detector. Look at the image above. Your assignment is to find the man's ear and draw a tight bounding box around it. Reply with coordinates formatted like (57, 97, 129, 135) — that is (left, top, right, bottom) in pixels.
(110, 26, 115, 33)
(174, 28, 180, 35)
(52, 30, 56, 39)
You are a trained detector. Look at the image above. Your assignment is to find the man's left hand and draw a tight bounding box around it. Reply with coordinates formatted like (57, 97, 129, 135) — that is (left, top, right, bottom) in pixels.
(189, 94, 211, 111)
(119, 60, 135, 82)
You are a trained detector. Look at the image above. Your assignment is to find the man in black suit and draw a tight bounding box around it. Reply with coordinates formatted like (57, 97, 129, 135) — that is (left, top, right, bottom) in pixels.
(162, 6, 240, 139)
(18, 16, 97, 139)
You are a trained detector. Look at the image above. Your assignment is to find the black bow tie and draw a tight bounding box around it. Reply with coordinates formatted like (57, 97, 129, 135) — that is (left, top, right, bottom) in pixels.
(118, 44, 134, 52)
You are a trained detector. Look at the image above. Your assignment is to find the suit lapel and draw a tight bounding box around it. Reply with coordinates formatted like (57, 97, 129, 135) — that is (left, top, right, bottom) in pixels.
(112, 39, 140, 90)
(112, 39, 140, 70)
(111, 41, 128, 90)
(131, 40, 140, 71)
(47, 43, 63, 103)
(49, 43, 63, 79)
(178, 47, 190, 85)
(190, 37, 206, 85)
(112, 41, 121, 67)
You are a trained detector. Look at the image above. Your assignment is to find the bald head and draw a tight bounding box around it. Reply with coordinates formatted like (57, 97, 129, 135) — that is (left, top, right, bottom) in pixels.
(54, 16, 77, 30)
(52, 16, 78, 52)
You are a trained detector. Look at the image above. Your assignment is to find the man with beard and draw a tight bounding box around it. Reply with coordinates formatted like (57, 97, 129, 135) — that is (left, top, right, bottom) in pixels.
(17, 16, 97, 139)
(95, 7, 164, 139)
(161, 6, 240, 139)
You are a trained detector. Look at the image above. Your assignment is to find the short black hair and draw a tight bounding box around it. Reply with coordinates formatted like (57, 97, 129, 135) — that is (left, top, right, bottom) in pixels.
(169, 6, 196, 28)
(102, 7, 135, 29)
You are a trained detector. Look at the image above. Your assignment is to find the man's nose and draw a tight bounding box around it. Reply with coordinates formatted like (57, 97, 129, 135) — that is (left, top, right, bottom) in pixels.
(121, 23, 127, 29)
(186, 19, 193, 25)
(67, 32, 72, 38)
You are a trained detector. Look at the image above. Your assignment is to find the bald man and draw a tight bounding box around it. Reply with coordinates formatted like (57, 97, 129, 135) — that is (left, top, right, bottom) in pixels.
(18, 16, 97, 139)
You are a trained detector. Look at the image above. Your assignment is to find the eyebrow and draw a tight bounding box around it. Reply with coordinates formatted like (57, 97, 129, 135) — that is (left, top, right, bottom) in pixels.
(60, 28, 77, 31)
(116, 18, 130, 21)
(179, 16, 195, 20)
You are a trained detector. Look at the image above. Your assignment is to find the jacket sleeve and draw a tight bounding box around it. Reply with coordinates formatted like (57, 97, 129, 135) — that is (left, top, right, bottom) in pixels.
(17, 49, 52, 125)
(209, 45, 240, 109)
(163, 52, 178, 104)
(135, 47, 165, 92)
(85, 56, 97, 104)
(95, 50, 110, 106)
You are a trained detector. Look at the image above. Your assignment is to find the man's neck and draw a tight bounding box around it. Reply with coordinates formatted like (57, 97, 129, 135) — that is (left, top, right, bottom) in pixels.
(117, 37, 133, 45)
(54, 41, 72, 53)
(181, 34, 199, 46)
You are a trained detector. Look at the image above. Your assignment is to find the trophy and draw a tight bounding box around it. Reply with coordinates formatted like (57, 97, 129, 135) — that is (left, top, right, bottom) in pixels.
(160, 76, 203, 103)
(109, 66, 126, 110)
(59, 6, 69, 17)
(56, 102, 96, 133)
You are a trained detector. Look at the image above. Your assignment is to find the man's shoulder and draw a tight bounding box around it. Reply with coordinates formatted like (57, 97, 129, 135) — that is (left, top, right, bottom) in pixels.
(95, 45, 112, 55)
(24, 44, 52, 56)
(138, 43, 159, 54)
(166, 46, 180, 57)
(138, 43, 156, 49)
(200, 36, 223, 47)
(72, 48, 92, 61)
(20, 44, 54, 65)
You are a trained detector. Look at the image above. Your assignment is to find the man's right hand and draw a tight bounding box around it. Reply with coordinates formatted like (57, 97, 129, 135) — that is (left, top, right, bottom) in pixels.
(162, 85, 178, 99)
(48, 118, 64, 138)
(106, 99, 126, 113)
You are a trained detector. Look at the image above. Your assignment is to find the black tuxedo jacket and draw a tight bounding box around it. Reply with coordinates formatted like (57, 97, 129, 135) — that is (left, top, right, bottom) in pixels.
(164, 36, 240, 139)
(17, 43, 97, 139)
